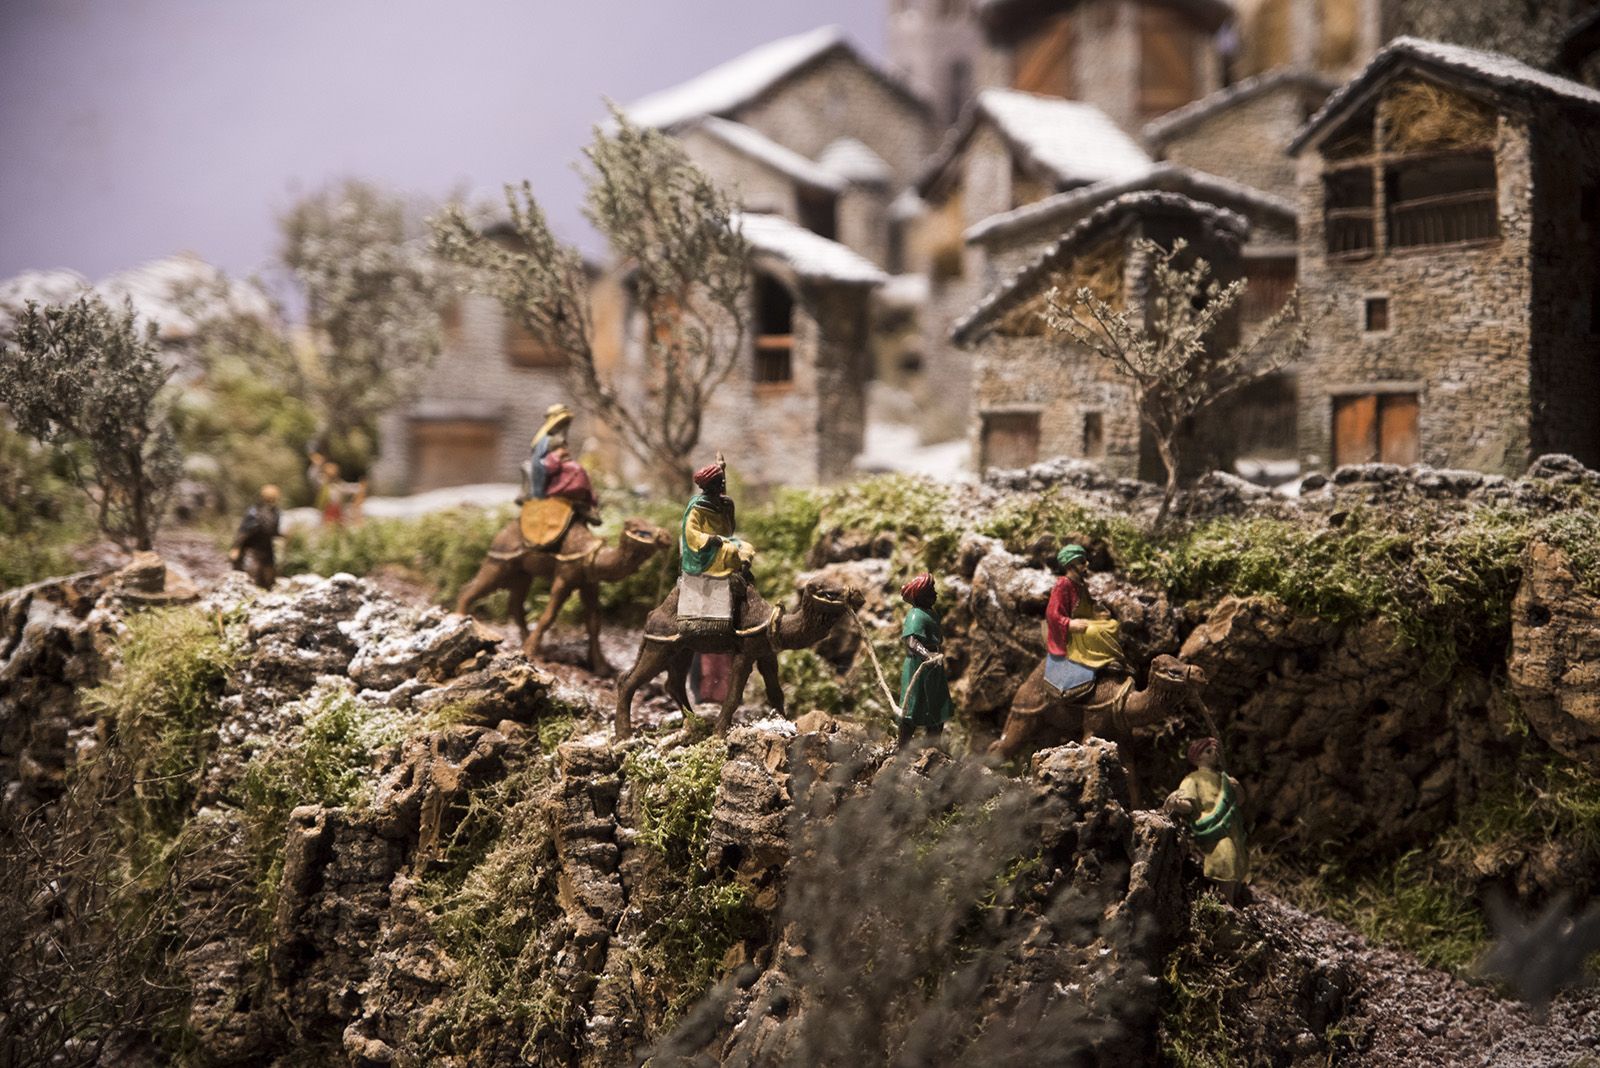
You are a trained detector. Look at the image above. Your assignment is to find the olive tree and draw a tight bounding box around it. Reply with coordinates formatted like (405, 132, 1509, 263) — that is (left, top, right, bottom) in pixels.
(0, 297, 181, 550)
(432, 107, 751, 491)
(1046, 238, 1308, 524)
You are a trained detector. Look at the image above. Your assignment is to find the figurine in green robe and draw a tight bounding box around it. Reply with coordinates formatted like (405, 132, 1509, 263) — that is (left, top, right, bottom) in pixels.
(897, 572, 955, 750)
(1164, 737, 1249, 905)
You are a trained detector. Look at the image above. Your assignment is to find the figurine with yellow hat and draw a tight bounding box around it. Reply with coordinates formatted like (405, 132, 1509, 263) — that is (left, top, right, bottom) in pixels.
(526, 403, 574, 502)
(897, 571, 954, 749)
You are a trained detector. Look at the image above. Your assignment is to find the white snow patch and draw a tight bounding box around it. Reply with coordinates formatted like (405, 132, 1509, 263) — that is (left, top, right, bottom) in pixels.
(746, 717, 798, 736)
(978, 90, 1153, 186)
(735, 213, 887, 285)
(816, 137, 893, 185)
(854, 422, 973, 482)
(627, 26, 845, 129)
(360, 483, 521, 521)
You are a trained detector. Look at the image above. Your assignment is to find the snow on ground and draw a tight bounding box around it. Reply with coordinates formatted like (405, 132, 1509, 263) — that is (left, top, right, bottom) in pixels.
(360, 482, 520, 520)
(855, 422, 972, 482)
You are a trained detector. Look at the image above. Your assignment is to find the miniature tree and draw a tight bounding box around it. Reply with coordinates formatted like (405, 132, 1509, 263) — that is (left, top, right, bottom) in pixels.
(1045, 238, 1307, 524)
(0, 297, 181, 550)
(432, 107, 751, 491)
(278, 178, 444, 473)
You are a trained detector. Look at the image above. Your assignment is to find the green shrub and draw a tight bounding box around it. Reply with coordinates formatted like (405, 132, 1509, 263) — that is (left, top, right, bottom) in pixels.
(1160, 895, 1254, 1067)
(0, 424, 95, 590)
(83, 607, 239, 845)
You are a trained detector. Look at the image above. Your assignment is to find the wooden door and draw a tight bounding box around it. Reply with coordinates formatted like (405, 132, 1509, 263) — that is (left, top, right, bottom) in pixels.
(982, 411, 1042, 471)
(1377, 394, 1419, 465)
(1331, 395, 1378, 466)
(409, 419, 503, 492)
(1139, 4, 1198, 116)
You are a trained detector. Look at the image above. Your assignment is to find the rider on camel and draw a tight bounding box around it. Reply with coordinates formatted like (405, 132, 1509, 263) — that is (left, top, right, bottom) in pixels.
(1044, 544, 1127, 694)
(679, 459, 754, 578)
(526, 403, 598, 518)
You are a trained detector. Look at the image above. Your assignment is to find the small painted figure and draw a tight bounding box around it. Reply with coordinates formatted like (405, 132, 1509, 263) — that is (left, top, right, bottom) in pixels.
(1042, 543, 1128, 694)
(897, 572, 954, 750)
(679, 459, 755, 578)
(229, 484, 282, 589)
(1164, 737, 1249, 905)
(524, 403, 572, 502)
(316, 461, 365, 526)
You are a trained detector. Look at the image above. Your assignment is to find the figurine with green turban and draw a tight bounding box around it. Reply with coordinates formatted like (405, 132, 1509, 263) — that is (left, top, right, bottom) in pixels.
(1043, 543, 1126, 693)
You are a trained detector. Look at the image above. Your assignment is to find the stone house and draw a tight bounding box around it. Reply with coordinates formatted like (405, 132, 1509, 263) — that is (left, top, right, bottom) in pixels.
(951, 191, 1249, 476)
(618, 212, 887, 486)
(971, 0, 1232, 132)
(1142, 67, 1338, 199)
(1289, 36, 1600, 474)
(1231, 0, 1386, 80)
(912, 88, 1155, 438)
(887, 0, 988, 124)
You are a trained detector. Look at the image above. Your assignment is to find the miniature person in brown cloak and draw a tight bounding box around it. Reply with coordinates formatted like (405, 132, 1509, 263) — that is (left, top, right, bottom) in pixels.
(229, 484, 282, 589)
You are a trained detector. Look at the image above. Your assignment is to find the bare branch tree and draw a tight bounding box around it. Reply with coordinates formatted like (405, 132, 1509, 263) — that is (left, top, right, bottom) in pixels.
(1045, 238, 1308, 524)
(0, 297, 181, 550)
(432, 106, 751, 490)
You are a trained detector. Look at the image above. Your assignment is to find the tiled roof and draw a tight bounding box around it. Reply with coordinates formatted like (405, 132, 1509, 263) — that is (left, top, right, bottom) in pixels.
(951, 192, 1248, 344)
(1291, 35, 1600, 154)
(735, 212, 888, 285)
(965, 162, 1295, 246)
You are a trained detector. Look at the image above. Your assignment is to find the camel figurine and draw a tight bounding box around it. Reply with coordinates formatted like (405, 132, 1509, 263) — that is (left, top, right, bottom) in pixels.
(989, 653, 1209, 803)
(455, 516, 672, 675)
(614, 576, 865, 739)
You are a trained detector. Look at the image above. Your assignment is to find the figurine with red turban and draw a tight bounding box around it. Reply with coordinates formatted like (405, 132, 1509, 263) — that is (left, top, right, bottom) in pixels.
(679, 458, 754, 577)
(897, 572, 954, 748)
(1164, 737, 1249, 904)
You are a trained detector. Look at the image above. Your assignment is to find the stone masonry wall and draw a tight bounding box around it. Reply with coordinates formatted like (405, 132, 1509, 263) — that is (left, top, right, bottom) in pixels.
(1528, 101, 1600, 469)
(733, 52, 935, 189)
(676, 127, 807, 225)
(373, 291, 571, 495)
(1157, 83, 1323, 200)
(1295, 109, 1537, 475)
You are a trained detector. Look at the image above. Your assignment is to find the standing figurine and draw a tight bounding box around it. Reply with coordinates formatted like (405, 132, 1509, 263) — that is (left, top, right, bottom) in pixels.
(1164, 737, 1249, 905)
(897, 572, 954, 750)
(229, 484, 282, 589)
(1043, 544, 1128, 694)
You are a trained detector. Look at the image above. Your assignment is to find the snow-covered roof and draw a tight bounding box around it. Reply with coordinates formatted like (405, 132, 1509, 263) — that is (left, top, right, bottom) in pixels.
(1291, 36, 1600, 154)
(920, 90, 1153, 195)
(627, 26, 844, 129)
(965, 162, 1295, 246)
(734, 212, 888, 285)
(878, 273, 930, 308)
(0, 254, 273, 341)
(691, 117, 844, 193)
(1143, 67, 1337, 148)
(890, 188, 927, 221)
(817, 137, 894, 186)
(951, 192, 1248, 344)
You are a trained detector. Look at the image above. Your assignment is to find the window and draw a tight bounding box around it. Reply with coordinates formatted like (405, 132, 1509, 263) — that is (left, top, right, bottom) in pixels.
(1082, 411, 1105, 459)
(505, 317, 564, 368)
(1332, 393, 1418, 466)
(1364, 297, 1389, 332)
(1385, 152, 1497, 249)
(754, 273, 795, 388)
(1324, 168, 1376, 256)
(981, 411, 1041, 470)
(798, 190, 837, 241)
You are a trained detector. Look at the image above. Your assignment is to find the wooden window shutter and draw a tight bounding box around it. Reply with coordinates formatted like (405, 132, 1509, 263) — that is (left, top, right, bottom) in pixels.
(981, 412, 1042, 470)
(1013, 15, 1076, 98)
(1138, 4, 1197, 116)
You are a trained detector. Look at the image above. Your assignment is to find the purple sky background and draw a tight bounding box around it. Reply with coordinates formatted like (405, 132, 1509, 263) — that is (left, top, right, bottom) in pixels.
(0, 0, 886, 296)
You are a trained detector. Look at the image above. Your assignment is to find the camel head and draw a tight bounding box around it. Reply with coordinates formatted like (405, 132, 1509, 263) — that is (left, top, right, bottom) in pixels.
(619, 517, 672, 557)
(1148, 654, 1207, 694)
(796, 577, 866, 619)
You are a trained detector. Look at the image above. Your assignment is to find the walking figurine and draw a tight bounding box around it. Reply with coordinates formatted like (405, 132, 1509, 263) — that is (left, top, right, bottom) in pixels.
(1164, 737, 1249, 905)
(897, 572, 954, 750)
(229, 484, 282, 589)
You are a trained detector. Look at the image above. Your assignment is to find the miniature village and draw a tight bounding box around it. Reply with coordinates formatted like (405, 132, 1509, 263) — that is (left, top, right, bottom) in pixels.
(4, 2, 1600, 1066)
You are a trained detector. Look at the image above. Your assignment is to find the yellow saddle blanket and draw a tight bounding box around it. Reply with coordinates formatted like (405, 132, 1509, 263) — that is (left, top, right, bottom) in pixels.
(520, 498, 575, 551)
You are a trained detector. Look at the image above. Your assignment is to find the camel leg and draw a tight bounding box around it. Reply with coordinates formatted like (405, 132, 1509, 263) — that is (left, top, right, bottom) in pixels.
(665, 650, 694, 713)
(525, 574, 576, 658)
(579, 582, 613, 677)
(756, 652, 785, 720)
(715, 656, 757, 736)
(989, 663, 1051, 761)
(455, 560, 506, 619)
(504, 571, 533, 644)
(616, 641, 671, 739)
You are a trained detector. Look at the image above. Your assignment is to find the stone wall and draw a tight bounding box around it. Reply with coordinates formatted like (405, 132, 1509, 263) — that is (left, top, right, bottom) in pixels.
(676, 126, 810, 225)
(1528, 100, 1600, 469)
(1294, 109, 1537, 474)
(733, 52, 936, 189)
(372, 290, 574, 495)
(1155, 82, 1324, 200)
